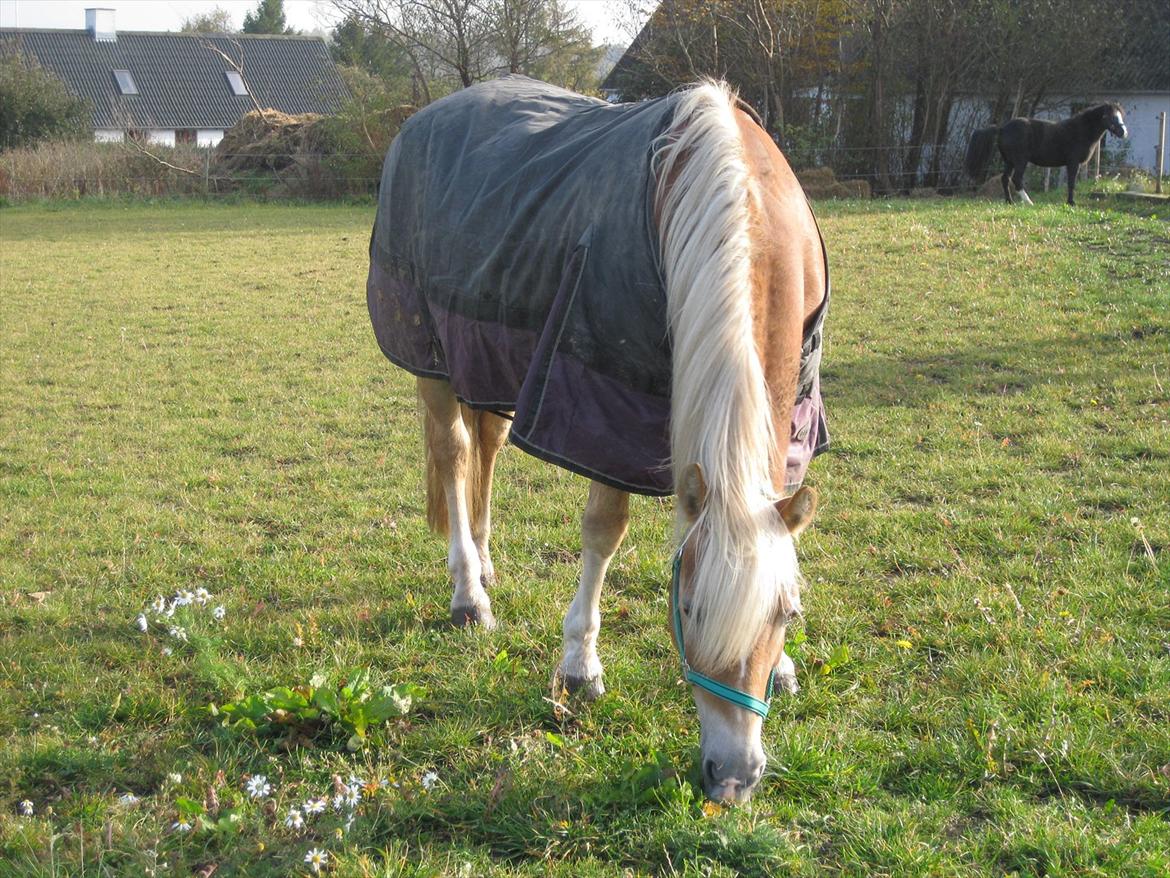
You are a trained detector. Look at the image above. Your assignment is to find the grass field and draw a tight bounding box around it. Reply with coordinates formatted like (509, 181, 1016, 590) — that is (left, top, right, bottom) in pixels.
(1, 196, 1167, 877)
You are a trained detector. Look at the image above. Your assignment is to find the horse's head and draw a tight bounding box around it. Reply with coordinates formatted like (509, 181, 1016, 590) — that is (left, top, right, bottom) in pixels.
(670, 464, 817, 802)
(1099, 104, 1128, 139)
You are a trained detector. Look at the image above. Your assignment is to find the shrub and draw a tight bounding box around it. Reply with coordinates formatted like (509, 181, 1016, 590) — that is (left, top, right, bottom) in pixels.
(315, 66, 418, 193)
(0, 139, 207, 200)
(0, 47, 89, 150)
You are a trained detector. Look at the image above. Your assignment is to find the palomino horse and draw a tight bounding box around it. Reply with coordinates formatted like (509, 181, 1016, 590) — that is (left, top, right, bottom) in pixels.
(965, 103, 1128, 206)
(367, 76, 828, 801)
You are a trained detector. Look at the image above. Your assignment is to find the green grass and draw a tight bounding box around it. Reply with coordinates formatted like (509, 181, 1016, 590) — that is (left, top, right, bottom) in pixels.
(1, 198, 1167, 877)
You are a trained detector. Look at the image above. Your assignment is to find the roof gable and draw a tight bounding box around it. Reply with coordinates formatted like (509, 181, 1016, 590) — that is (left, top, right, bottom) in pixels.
(0, 29, 348, 129)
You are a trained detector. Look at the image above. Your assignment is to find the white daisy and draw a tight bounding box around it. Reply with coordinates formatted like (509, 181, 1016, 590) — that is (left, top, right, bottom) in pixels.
(136, 614, 149, 632)
(420, 771, 439, 791)
(117, 792, 139, 807)
(18, 800, 33, 817)
(331, 792, 346, 812)
(303, 797, 327, 815)
(284, 807, 304, 830)
(193, 587, 211, 605)
(344, 786, 361, 808)
(167, 626, 188, 642)
(245, 775, 271, 799)
(166, 772, 182, 785)
(151, 596, 168, 615)
(304, 848, 328, 873)
(174, 589, 194, 607)
(212, 605, 225, 621)
(161, 647, 173, 656)
(172, 819, 192, 833)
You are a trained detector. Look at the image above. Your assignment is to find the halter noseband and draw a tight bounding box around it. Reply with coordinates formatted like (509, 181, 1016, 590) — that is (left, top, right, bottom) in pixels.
(671, 546, 775, 720)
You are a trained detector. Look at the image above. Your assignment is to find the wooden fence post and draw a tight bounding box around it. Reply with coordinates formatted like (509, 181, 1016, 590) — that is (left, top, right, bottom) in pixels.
(1156, 110, 1166, 196)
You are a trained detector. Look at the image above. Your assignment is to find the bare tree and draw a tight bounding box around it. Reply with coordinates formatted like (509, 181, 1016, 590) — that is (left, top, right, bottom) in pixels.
(489, 0, 594, 79)
(331, 0, 495, 90)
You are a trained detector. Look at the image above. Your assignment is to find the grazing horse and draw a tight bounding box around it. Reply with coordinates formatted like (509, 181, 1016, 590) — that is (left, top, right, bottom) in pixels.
(965, 103, 1128, 205)
(367, 76, 829, 802)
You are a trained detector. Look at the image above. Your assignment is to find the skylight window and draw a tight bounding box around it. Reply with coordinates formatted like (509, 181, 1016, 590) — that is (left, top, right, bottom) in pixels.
(225, 71, 248, 96)
(113, 69, 137, 95)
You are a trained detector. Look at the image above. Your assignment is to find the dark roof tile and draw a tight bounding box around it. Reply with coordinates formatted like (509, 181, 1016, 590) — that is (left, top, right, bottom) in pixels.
(0, 29, 348, 129)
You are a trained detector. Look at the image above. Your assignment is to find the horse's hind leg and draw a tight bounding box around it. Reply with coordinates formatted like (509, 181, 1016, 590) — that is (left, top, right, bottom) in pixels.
(556, 481, 629, 700)
(1001, 161, 1013, 204)
(470, 411, 511, 588)
(418, 377, 495, 628)
(1065, 162, 1079, 206)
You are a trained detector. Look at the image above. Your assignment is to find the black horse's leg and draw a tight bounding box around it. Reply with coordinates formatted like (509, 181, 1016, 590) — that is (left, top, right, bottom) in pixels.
(1066, 163, 1079, 206)
(1013, 164, 1032, 205)
(1002, 161, 1013, 204)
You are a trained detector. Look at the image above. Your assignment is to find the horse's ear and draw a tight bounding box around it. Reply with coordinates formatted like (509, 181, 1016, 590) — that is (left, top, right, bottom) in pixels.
(777, 487, 817, 537)
(679, 463, 707, 520)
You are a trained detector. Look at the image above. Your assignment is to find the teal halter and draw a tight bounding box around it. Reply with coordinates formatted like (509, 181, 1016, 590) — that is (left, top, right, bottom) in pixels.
(671, 546, 775, 720)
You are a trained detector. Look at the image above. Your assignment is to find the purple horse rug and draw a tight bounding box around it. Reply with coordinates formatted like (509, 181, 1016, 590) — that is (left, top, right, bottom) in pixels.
(367, 75, 828, 496)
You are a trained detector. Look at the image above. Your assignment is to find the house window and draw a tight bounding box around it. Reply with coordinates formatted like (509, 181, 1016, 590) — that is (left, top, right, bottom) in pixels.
(113, 69, 138, 95)
(225, 71, 248, 96)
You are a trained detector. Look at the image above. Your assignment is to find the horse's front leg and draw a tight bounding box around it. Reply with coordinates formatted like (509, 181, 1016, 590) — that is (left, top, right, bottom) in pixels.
(1013, 164, 1033, 205)
(556, 481, 629, 700)
(1066, 162, 1079, 206)
(775, 650, 800, 695)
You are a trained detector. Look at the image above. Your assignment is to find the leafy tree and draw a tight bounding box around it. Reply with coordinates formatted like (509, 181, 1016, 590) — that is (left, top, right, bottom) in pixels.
(242, 0, 294, 35)
(180, 7, 235, 33)
(331, 14, 413, 80)
(0, 48, 89, 151)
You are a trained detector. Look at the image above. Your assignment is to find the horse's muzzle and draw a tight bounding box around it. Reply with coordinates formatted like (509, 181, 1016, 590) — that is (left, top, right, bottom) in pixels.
(1110, 123, 1128, 138)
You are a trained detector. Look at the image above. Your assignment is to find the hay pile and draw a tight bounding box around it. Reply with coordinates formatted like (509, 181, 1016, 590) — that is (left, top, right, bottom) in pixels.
(976, 176, 1004, 200)
(795, 166, 872, 199)
(214, 109, 331, 172)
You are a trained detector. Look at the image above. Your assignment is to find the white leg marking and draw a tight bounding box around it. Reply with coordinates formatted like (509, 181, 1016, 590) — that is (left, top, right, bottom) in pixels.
(557, 483, 628, 700)
(775, 651, 799, 695)
(561, 550, 609, 686)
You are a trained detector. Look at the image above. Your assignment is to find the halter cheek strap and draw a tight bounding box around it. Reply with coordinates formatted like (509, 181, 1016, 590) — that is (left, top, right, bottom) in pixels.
(671, 548, 775, 720)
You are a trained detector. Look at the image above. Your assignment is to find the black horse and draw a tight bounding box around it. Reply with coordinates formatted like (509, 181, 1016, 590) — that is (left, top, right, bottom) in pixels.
(965, 104, 1128, 206)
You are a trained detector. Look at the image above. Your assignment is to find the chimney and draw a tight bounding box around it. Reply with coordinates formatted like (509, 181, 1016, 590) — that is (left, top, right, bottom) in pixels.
(85, 8, 116, 42)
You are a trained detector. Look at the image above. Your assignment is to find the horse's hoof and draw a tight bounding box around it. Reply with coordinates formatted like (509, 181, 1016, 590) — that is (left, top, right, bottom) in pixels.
(450, 604, 496, 629)
(776, 672, 799, 695)
(563, 673, 605, 701)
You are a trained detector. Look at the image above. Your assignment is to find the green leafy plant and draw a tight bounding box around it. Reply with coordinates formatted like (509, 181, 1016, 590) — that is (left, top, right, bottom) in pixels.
(209, 669, 424, 750)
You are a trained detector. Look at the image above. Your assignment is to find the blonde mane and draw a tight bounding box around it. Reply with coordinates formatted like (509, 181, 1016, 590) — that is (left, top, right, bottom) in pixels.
(654, 81, 802, 671)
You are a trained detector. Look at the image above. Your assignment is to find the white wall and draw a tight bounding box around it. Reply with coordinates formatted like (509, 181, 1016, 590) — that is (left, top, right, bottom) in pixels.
(1099, 93, 1170, 172)
(196, 129, 225, 148)
(145, 129, 176, 147)
(93, 128, 124, 143)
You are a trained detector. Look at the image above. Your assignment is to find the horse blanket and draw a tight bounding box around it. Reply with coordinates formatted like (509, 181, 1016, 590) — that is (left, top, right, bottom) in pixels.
(368, 75, 828, 496)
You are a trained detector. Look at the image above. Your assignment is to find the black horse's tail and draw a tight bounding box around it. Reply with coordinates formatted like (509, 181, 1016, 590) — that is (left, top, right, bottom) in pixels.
(965, 126, 998, 181)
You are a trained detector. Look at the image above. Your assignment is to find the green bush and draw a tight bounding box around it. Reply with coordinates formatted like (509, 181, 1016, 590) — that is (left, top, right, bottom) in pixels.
(315, 66, 419, 192)
(0, 48, 89, 150)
